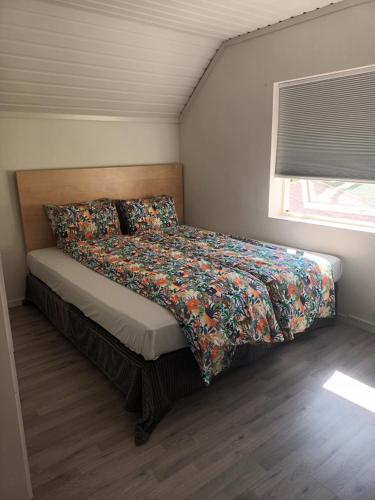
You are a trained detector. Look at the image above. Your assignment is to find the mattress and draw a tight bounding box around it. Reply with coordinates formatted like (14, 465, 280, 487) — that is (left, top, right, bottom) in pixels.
(27, 244, 342, 360)
(27, 248, 186, 360)
(263, 243, 343, 283)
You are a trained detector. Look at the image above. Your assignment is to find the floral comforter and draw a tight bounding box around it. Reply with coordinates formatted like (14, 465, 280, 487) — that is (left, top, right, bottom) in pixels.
(61, 226, 335, 383)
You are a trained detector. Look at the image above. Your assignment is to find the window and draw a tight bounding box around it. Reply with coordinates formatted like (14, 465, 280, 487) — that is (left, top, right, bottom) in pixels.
(284, 179, 375, 228)
(270, 64, 375, 231)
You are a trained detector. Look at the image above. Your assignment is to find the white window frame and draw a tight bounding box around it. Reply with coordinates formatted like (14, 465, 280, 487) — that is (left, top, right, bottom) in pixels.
(269, 63, 375, 234)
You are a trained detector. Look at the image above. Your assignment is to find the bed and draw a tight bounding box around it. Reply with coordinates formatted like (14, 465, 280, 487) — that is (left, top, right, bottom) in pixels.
(27, 246, 342, 362)
(16, 163, 341, 444)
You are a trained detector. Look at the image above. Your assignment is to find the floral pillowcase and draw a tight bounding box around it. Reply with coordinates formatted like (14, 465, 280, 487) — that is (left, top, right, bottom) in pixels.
(45, 199, 121, 245)
(117, 195, 178, 235)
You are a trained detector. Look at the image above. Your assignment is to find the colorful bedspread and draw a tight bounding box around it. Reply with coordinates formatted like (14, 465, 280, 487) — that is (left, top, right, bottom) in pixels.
(61, 226, 335, 383)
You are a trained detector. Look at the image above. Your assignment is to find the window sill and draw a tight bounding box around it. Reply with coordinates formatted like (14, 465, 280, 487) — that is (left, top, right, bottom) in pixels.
(269, 213, 375, 234)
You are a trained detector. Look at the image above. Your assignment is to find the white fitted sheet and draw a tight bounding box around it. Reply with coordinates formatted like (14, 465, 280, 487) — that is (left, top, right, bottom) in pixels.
(27, 244, 341, 360)
(27, 248, 186, 360)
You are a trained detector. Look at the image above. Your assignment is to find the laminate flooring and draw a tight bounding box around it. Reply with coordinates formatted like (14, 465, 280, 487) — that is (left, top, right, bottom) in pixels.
(10, 305, 375, 500)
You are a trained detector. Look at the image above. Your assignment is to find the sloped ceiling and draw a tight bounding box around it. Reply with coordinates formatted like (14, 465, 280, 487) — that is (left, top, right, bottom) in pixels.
(0, 0, 343, 120)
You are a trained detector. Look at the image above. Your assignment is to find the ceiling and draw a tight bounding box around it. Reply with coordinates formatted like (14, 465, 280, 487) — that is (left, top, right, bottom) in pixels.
(0, 0, 343, 120)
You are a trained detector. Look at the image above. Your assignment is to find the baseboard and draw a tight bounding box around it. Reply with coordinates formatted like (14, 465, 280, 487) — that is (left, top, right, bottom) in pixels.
(7, 297, 24, 308)
(339, 313, 375, 334)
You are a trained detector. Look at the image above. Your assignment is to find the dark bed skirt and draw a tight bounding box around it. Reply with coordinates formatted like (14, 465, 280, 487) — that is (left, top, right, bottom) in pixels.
(24, 273, 336, 445)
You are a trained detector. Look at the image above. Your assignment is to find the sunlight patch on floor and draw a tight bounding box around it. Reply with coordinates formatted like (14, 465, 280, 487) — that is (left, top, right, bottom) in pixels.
(323, 370, 375, 413)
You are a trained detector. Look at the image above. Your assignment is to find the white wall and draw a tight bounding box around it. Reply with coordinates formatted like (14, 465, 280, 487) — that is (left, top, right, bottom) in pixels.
(0, 116, 179, 305)
(181, 1, 375, 328)
(0, 254, 32, 500)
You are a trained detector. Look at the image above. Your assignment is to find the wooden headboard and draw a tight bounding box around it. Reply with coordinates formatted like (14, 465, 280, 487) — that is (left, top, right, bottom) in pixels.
(16, 163, 183, 252)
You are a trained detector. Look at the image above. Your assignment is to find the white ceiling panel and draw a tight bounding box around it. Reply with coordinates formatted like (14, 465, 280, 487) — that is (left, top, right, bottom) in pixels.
(0, 0, 343, 119)
(44, 0, 345, 39)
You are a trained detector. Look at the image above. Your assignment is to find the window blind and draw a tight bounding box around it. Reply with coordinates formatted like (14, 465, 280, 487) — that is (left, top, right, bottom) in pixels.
(274, 69, 375, 181)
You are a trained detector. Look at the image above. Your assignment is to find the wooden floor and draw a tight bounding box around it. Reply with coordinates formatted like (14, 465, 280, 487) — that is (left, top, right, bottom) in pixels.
(11, 305, 375, 500)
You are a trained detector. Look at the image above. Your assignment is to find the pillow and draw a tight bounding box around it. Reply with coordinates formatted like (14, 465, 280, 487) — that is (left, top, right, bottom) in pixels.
(45, 199, 121, 244)
(118, 195, 178, 235)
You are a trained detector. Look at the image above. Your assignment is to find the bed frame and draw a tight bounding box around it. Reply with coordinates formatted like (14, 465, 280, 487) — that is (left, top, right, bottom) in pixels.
(16, 163, 336, 445)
